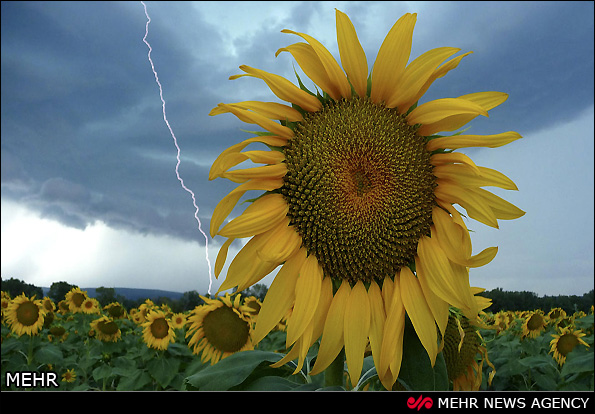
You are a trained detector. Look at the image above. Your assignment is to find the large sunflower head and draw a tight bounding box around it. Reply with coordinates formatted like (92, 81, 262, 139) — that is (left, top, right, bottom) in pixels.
(209, 9, 523, 389)
(65, 287, 88, 313)
(185, 293, 254, 365)
(5, 294, 47, 336)
(142, 310, 176, 350)
(549, 326, 590, 366)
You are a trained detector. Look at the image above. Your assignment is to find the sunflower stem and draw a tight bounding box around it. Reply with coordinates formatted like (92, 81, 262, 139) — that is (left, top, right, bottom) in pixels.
(27, 335, 34, 366)
(324, 348, 345, 388)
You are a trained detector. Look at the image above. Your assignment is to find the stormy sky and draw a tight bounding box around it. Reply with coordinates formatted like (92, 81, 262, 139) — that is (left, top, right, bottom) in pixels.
(1, 1, 593, 297)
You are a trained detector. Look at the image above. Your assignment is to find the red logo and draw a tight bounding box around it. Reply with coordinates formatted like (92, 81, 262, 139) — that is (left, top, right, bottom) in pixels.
(407, 395, 433, 410)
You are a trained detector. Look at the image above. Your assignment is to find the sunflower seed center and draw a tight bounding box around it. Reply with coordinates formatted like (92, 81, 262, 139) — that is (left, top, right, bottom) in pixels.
(281, 96, 436, 283)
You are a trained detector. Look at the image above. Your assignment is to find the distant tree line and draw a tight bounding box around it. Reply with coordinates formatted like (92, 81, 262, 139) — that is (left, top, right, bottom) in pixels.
(1, 277, 270, 313)
(3, 277, 591, 315)
(480, 287, 594, 314)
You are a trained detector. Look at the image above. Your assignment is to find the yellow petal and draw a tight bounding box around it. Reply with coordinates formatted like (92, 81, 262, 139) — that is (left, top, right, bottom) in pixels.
(457, 91, 508, 111)
(209, 135, 288, 180)
(344, 280, 370, 387)
(231, 65, 322, 112)
(215, 104, 294, 138)
(270, 342, 301, 369)
(410, 51, 473, 108)
(309, 281, 350, 376)
(210, 178, 283, 237)
(471, 187, 526, 220)
(211, 100, 302, 122)
(211, 150, 284, 184)
(221, 163, 287, 183)
(281, 29, 352, 99)
(218, 193, 288, 238)
(235, 258, 279, 293)
(407, 97, 488, 126)
(367, 281, 385, 377)
(426, 131, 522, 151)
(214, 237, 234, 278)
(416, 234, 477, 318)
(432, 205, 499, 268)
(242, 150, 285, 165)
(253, 248, 307, 344)
(399, 267, 438, 365)
(217, 237, 261, 292)
(415, 256, 450, 343)
(276, 42, 339, 100)
(255, 217, 302, 263)
(285, 254, 323, 346)
(434, 180, 499, 228)
(433, 163, 519, 191)
(287, 276, 334, 374)
(311, 276, 334, 340)
(386, 47, 460, 112)
(430, 152, 480, 175)
(371, 13, 417, 104)
(379, 279, 405, 387)
(336, 9, 368, 98)
(381, 276, 395, 315)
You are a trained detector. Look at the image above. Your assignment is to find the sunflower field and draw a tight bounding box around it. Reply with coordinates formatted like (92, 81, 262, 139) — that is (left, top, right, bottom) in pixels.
(1, 287, 593, 391)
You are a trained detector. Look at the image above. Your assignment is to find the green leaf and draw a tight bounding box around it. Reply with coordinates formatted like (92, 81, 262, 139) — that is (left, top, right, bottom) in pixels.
(397, 318, 449, 391)
(165, 342, 193, 357)
(116, 369, 152, 391)
(241, 375, 302, 391)
(34, 343, 64, 366)
(518, 355, 555, 369)
(560, 350, 594, 377)
(185, 350, 284, 391)
(147, 357, 181, 389)
(92, 364, 112, 381)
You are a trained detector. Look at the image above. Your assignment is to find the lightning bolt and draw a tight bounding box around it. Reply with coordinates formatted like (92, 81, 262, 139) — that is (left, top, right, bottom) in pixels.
(141, 1, 213, 295)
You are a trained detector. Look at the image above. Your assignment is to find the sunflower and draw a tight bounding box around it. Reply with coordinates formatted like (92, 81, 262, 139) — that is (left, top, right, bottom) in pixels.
(142, 310, 176, 350)
(65, 287, 88, 313)
(442, 312, 495, 391)
(547, 307, 566, 322)
(57, 299, 70, 314)
(5, 294, 47, 336)
(522, 311, 546, 339)
(130, 308, 145, 325)
(186, 293, 254, 365)
(549, 327, 590, 366)
(81, 298, 101, 314)
(243, 296, 263, 323)
(41, 296, 56, 313)
(49, 325, 68, 342)
(209, 9, 523, 389)
(90, 316, 122, 342)
(62, 368, 76, 383)
(170, 312, 187, 329)
(104, 302, 127, 319)
(1, 295, 11, 322)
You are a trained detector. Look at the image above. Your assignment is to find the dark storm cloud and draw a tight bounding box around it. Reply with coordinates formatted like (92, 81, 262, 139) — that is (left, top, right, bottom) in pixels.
(0, 1, 241, 242)
(1, 1, 593, 246)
